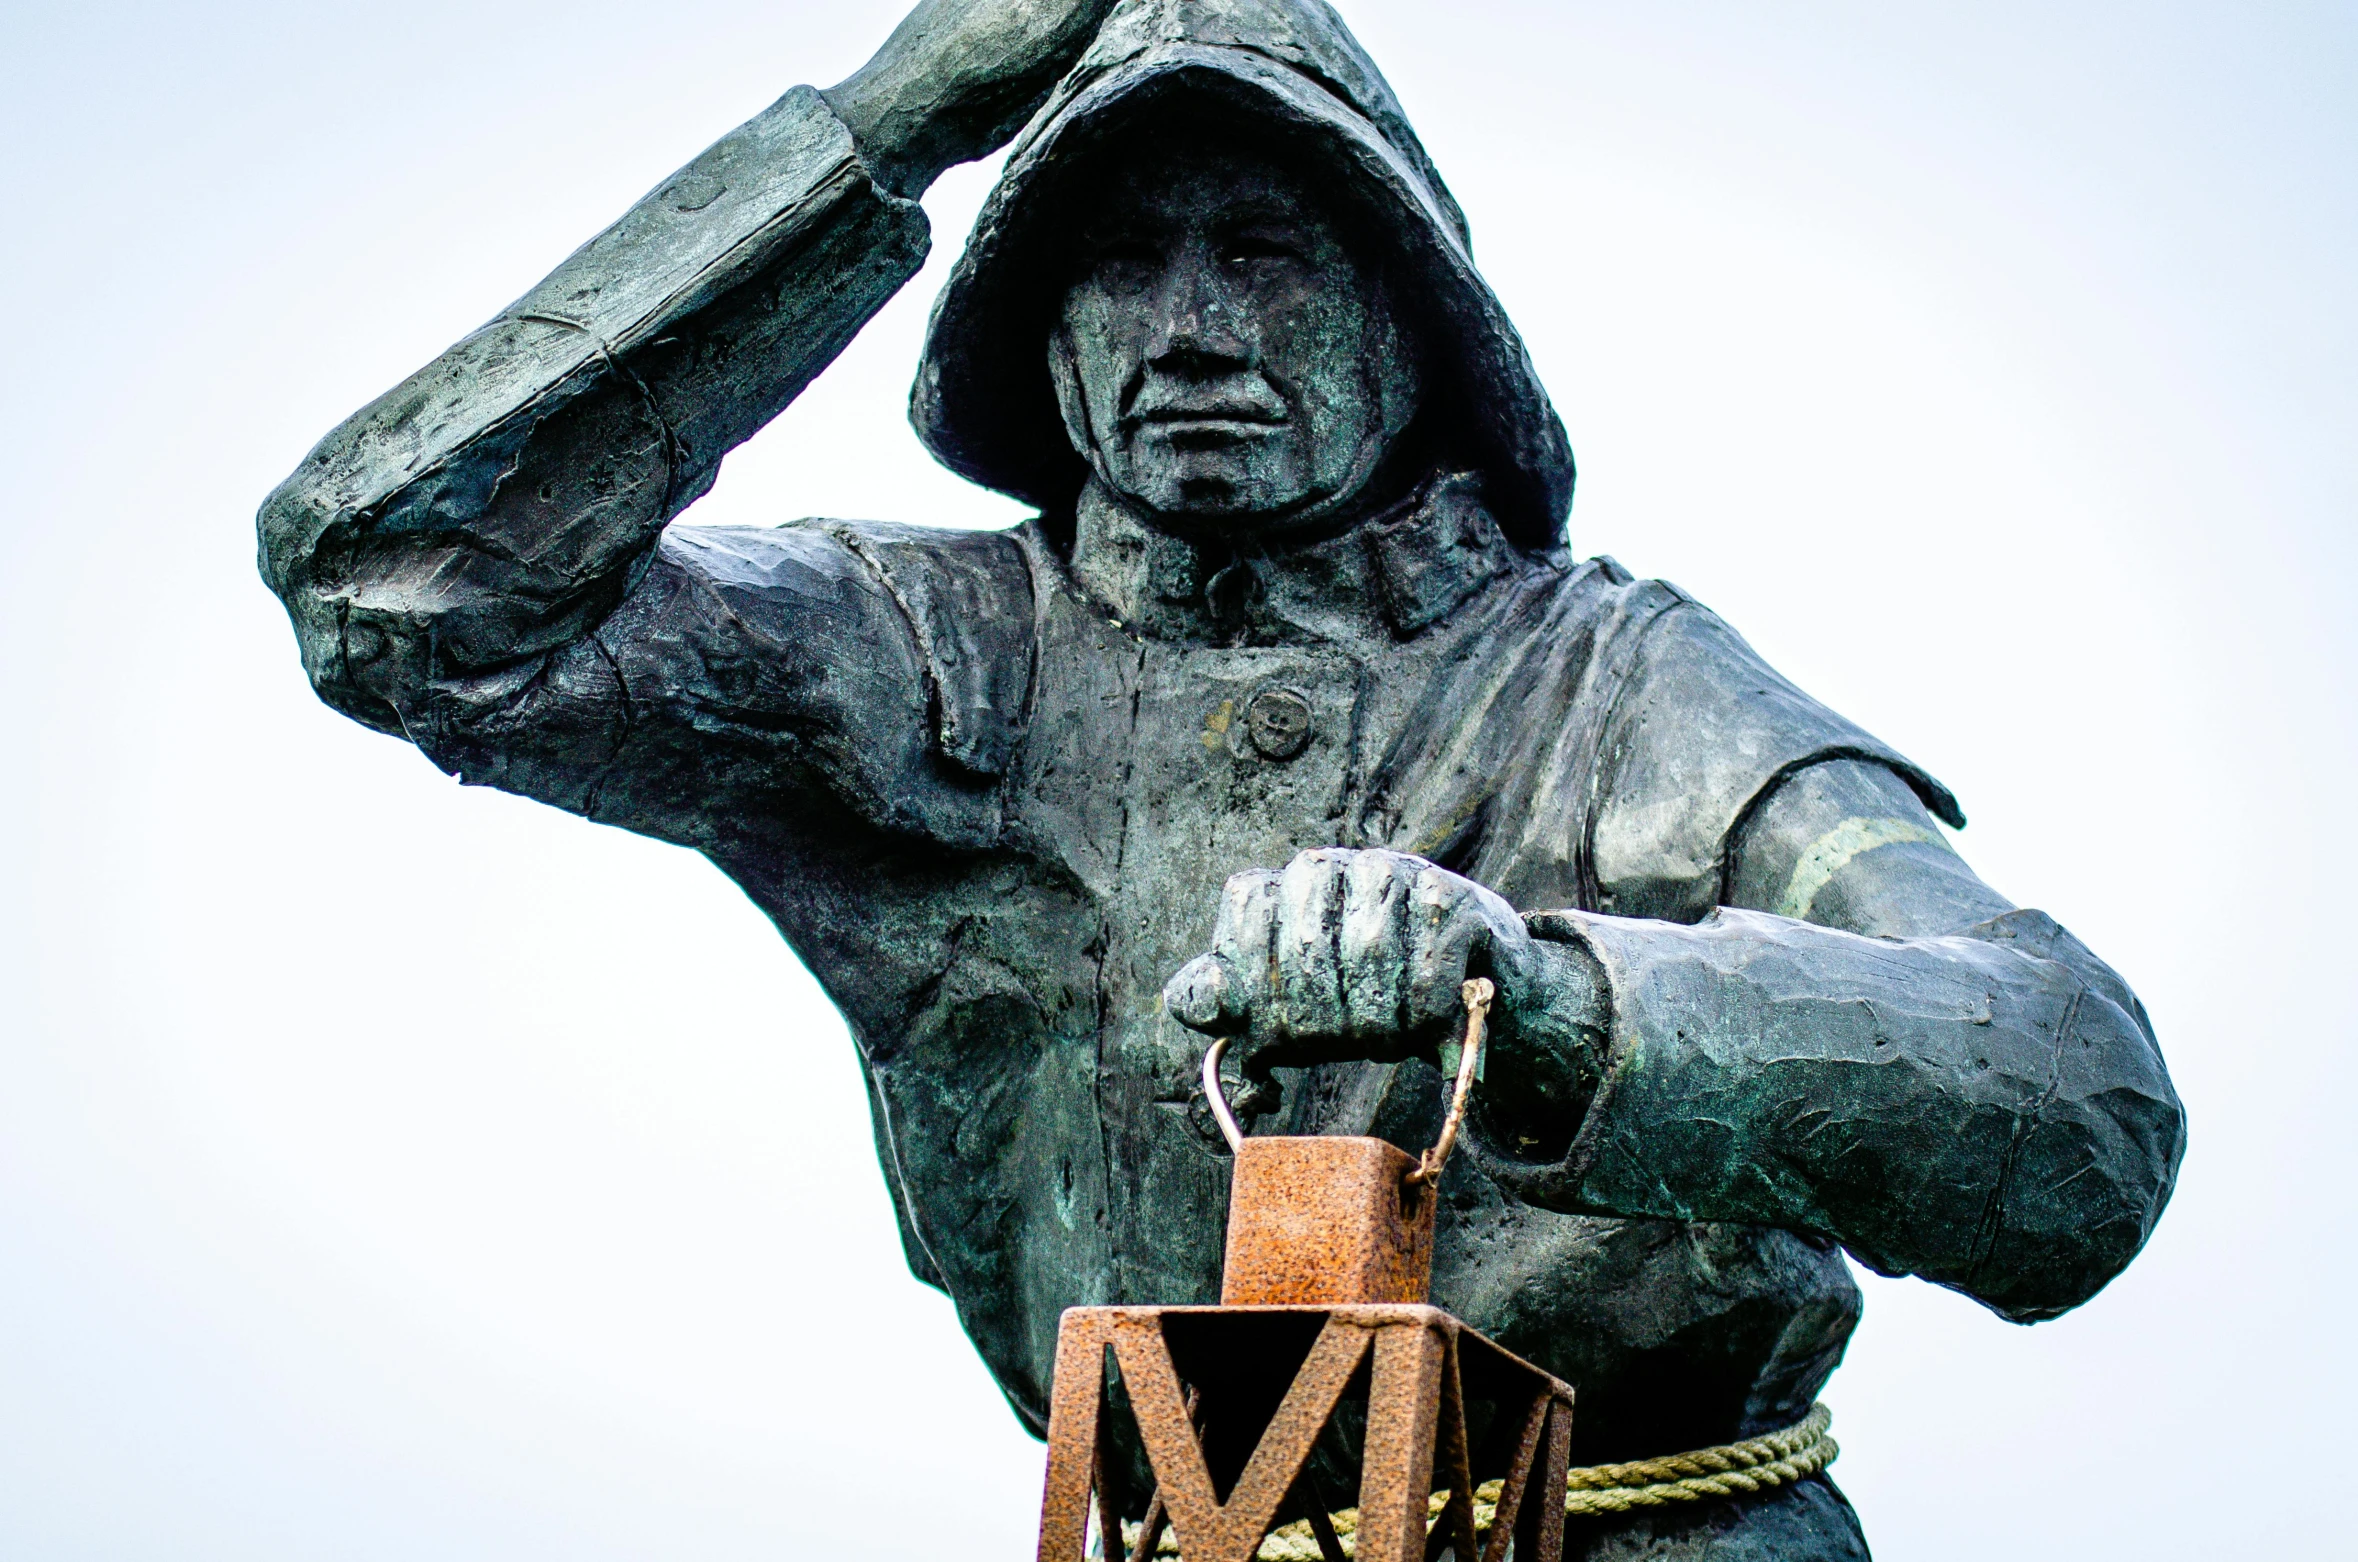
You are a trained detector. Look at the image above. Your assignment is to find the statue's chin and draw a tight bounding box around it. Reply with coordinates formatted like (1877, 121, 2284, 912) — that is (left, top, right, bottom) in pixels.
(1101, 436, 1392, 543)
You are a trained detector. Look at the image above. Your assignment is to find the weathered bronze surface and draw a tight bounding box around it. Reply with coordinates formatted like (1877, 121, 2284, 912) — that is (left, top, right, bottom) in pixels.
(256, 0, 2187, 1554)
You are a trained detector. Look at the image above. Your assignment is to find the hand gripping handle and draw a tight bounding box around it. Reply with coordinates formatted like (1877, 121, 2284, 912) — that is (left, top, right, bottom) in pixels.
(1198, 977, 1497, 1184)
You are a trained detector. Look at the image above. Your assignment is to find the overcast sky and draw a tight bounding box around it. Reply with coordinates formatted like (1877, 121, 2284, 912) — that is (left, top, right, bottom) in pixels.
(2, 2, 2352, 1557)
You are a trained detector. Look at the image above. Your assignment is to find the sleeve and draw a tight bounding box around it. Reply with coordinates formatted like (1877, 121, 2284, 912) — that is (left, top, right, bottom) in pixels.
(408, 519, 1032, 851)
(1513, 904, 2184, 1322)
(1580, 592, 1963, 922)
(253, 86, 1006, 844)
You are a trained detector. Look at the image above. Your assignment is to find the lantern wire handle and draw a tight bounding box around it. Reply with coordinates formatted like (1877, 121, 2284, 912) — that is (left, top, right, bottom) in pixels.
(1200, 1035, 1246, 1153)
(1198, 976, 1497, 1178)
(1407, 977, 1494, 1186)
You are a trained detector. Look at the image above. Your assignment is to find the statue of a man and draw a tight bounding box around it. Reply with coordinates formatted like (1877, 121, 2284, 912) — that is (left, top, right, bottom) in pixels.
(258, 0, 2185, 1554)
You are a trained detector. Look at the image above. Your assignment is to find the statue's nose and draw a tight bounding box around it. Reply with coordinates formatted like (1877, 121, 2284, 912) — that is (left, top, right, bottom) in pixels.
(1146, 251, 1253, 373)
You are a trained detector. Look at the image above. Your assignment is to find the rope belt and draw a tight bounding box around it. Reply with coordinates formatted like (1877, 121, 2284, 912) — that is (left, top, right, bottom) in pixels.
(1118, 1404, 1838, 1560)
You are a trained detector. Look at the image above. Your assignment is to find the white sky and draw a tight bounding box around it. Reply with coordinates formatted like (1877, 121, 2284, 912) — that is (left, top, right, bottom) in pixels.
(1, 2, 2351, 1557)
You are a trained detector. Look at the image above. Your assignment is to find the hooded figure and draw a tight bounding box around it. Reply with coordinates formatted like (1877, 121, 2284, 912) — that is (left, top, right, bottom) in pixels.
(913, 0, 1575, 548)
(257, 1, 2183, 1557)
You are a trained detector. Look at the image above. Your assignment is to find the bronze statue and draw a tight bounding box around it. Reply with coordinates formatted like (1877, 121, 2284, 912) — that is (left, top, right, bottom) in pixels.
(257, 1, 2185, 1555)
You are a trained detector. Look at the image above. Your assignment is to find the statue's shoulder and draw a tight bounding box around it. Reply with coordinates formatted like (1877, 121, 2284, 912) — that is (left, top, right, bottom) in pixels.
(1578, 573, 1962, 920)
(1383, 552, 1958, 918)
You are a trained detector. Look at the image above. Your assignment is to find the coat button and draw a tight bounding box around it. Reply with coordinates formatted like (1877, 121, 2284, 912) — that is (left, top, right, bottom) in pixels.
(1246, 687, 1314, 760)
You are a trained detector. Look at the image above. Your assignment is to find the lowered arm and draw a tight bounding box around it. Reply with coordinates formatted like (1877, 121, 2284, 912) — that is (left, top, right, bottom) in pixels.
(1493, 759, 2185, 1323)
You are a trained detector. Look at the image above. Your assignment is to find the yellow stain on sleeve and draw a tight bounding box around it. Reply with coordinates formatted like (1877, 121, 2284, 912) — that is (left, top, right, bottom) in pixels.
(1778, 815, 1956, 921)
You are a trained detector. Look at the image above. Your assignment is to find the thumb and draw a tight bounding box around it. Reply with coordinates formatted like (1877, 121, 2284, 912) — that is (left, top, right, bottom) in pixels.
(1164, 954, 1241, 1034)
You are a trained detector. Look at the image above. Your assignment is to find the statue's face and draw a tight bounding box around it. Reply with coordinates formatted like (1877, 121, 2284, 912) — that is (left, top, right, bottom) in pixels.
(1049, 142, 1420, 533)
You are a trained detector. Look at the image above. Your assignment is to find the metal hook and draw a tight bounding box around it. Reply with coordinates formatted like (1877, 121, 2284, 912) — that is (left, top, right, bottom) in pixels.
(1201, 1035, 1246, 1153)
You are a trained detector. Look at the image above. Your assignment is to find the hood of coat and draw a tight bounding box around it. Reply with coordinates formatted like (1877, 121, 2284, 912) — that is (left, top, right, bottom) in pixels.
(909, 0, 1575, 552)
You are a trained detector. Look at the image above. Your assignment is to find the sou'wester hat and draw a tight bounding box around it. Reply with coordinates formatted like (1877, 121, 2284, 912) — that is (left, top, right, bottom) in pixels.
(909, 0, 1576, 551)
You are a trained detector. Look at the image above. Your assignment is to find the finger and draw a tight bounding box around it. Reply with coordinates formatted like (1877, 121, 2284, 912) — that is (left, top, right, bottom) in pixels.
(1275, 849, 1351, 1042)
(1164, 953, 1238, 1034)
(1407, 865, 1497, 1032)
(1339, 850, 1418, 1043)
(1209, 868, 1282, 1026)
(1431, 873, 1528, 1031)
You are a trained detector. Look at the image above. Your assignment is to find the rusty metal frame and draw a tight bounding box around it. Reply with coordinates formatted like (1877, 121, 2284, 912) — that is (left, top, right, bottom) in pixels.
(1037, 1304, 1575, 1562)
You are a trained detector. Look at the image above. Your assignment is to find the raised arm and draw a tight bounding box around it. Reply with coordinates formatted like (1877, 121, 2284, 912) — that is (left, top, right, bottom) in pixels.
(257, 0, 1113, 832)
(1163, 761, 2184, 1323)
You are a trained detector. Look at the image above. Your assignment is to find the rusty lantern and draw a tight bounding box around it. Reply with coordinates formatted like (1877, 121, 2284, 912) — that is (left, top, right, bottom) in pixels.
(1035, 980, 1577, 1562)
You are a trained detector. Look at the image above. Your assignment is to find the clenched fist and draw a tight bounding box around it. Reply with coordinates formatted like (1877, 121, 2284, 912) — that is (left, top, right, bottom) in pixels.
(1163, 850, 1612, 1144)
(823, 0, 1125, 196)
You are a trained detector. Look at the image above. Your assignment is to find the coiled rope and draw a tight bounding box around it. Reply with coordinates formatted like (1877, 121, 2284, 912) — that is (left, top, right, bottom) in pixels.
(1554, 1402, 1837, 1516)
(1116, 1403, 1837, 1559)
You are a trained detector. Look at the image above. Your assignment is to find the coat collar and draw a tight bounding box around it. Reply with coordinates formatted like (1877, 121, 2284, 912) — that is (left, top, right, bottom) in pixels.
(1065, 472, 1521, 644)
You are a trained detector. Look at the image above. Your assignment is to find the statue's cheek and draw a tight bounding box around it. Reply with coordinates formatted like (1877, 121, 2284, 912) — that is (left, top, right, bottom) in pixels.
(1059, 286, 1148, 366)
(1253, 285, 1359, 369)
(1058, 324, 1144, 430)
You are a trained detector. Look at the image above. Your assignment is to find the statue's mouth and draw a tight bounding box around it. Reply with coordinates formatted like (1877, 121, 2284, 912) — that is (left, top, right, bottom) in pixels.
(1130, 404, 1287, 442)
(1126, 370, 1289, 431)
(1138, 416, 1285, 454)
(1114, 361, 1292, 451)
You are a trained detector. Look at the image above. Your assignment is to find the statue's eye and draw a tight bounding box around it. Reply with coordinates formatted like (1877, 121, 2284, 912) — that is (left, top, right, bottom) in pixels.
(1089, 240, 1159, 286)
(1224, 234, 1303, 267)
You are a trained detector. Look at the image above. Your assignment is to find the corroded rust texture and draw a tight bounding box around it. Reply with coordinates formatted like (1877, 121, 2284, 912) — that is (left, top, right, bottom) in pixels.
(1037, 1305, 1574, 1562)
(1220, 1137, 1435, 1306)
(1354, 1318, 1445, 1562)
